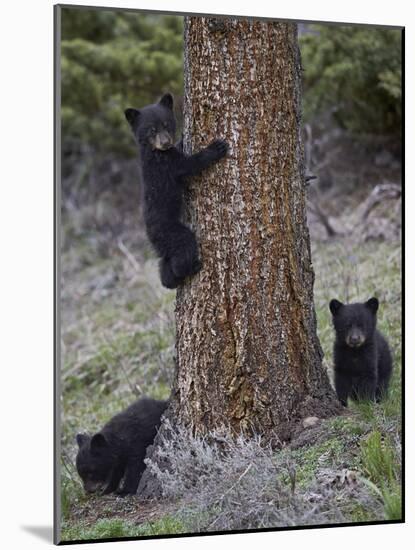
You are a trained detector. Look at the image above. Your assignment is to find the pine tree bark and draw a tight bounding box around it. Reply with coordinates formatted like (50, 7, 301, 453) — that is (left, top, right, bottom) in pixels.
(139, 16, 340, 498)
(172, 16, 340, 439)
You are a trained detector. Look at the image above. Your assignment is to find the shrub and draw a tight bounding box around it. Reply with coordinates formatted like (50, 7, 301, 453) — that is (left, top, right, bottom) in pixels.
(300, 25, 402, 137)
(61, 8, 184, 158)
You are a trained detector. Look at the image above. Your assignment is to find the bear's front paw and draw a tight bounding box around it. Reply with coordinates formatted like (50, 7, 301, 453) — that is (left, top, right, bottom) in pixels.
(191, 257, 202, 276)
(207, 139, 229, 159)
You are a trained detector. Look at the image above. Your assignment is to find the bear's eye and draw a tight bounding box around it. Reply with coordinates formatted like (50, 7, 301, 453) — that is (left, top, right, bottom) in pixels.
(149, 127, 157, 134)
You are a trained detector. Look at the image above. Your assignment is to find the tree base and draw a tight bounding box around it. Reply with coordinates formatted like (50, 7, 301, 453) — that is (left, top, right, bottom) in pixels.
(137, 393, 343, 499)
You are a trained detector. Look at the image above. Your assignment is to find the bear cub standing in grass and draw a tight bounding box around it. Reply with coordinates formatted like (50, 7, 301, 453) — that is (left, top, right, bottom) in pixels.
(76, 397, 167, 496)
(329, 297, 393, 406)
(125, 93, 229, 289)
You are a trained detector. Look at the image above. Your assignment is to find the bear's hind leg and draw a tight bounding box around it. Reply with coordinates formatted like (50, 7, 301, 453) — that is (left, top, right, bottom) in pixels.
(169, 224, 201, 280)
(159, 257, 183, 289)
(354, 375, 377, 402)
(375, 375, 391, 402)
(334, 371, 352, 406)
(115, 458, 145, 496)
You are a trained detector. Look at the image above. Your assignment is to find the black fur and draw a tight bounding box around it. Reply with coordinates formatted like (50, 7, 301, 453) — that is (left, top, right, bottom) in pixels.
(329, 297, 393, 406)
(76, 397, 168, 496)
(125, 93, 229, 289)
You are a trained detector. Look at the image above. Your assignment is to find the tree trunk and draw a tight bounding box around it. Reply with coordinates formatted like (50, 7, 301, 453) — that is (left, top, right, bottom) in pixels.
(139, 16, 340, 498)
(172, 16, 340, 439)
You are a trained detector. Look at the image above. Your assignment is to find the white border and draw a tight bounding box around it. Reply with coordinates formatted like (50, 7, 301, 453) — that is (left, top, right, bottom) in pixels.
(0, 0, 412, 548)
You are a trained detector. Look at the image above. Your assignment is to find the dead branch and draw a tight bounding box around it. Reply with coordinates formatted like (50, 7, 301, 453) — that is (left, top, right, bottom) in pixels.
(117, 237, 141, 273)
(359, 183, 401, 221)
(307, 196, 339, 237)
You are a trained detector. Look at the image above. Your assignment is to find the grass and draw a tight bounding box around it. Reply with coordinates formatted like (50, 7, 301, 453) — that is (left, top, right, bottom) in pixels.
(61, 473, 86, 521)
(284, 438, 346, 488)
(60, 199, 402, 538)
(61, 516, 187, 542)
(359, 430, 401, 520)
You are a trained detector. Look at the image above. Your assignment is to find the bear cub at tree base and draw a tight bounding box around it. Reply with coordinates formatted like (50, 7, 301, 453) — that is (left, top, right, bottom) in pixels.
(329, 297, 393, 406)
(76, 397, 168, 496)
(125, 93, 229, 289)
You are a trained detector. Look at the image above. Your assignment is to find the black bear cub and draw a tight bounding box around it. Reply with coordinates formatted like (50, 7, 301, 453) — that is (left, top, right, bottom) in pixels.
(125, 93, 229, 289)
(76, 397, 167, 496)
(329, 297, 393, 406)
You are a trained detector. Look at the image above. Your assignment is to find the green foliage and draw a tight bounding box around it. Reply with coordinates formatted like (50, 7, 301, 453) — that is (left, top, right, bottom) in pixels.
(300, 25, 402, 136)
(61, 7, 183, 157)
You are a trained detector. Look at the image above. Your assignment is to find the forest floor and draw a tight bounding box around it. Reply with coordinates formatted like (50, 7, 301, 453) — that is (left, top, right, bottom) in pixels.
(59, 194, 402, 542)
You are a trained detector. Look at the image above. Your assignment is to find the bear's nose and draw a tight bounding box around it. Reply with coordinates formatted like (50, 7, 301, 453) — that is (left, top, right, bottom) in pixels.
(160, 133, 172, 146)
(348, 332, 364, 347)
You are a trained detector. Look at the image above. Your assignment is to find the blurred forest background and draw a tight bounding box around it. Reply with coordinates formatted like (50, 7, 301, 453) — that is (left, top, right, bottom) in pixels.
(60, 7, 402, 541)
(61, 10, 402, 251)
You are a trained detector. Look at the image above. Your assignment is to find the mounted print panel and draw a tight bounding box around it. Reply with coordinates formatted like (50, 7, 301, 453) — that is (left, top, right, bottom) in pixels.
(54, 4, 403, 544)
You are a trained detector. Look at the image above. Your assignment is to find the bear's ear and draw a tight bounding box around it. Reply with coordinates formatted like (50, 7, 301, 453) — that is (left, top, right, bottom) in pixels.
(76, 433, 89, 448)
(159, 93, 173, 110)
(90, 433, 108, 453)
(124, 108, 140, 127)
(365, 297, 379, 314)
(329, 299, 343, 316)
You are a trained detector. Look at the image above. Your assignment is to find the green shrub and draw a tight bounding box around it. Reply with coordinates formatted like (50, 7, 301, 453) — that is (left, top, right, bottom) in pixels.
(61, 8, 183, 157)
(300, 25, 402, 137)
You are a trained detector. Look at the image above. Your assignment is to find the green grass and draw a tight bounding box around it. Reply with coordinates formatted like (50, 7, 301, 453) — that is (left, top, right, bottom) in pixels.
(383, 487, 402, 520)
(286, 438, 346, 488)
(326, 415, 367, 437)
(361, 431, 396, 485)
(63, 327, 173, 394)
(61, 515, 187, 541)
(359, 430, 402, 520)
(348, 504, 375, 523)
(61, 474, 86, 521)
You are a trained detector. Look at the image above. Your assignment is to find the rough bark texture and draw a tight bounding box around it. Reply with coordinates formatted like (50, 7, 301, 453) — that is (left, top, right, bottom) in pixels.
(171, 16, 340, 439)
(139, 16, 340, 498)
